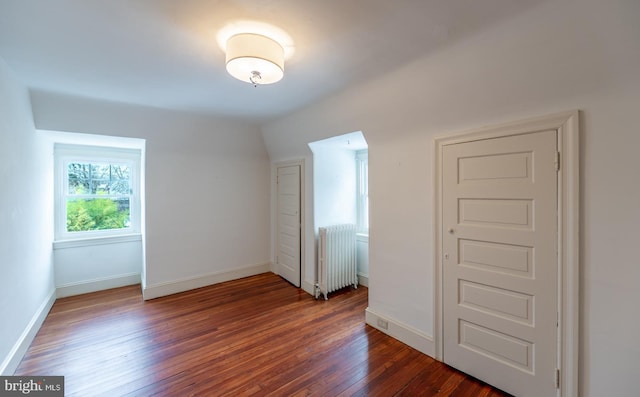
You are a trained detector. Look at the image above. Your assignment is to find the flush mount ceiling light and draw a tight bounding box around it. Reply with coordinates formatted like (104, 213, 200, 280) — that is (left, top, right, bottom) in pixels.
(225, 33, 284, 87)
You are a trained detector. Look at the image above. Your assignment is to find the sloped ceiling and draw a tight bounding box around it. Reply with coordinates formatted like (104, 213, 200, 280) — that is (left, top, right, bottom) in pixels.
(0, 0, 548, 121)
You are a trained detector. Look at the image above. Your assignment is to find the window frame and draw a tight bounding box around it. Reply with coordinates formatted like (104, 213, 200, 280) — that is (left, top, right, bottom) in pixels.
(356, 149, 369, 235)
(54, 144, 141, 242)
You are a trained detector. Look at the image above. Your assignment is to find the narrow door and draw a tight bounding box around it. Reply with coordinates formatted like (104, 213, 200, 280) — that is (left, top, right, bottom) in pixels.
(442, 130, 558, 396)
(277, 165, 301, 287)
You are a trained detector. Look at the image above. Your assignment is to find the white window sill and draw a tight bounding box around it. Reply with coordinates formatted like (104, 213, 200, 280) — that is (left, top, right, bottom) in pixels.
(53, 233, 142, 250)
(356, 233, 369, 242)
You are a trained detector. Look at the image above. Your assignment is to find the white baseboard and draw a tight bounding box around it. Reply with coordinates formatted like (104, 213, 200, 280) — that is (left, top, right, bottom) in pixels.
(358, 274, 369, 287)
(365, 307, 435, 358)
(142, 263, 270, 300)
(56, 273, 141, 298)
(0, 289, 56, 375)
(301, 280, 315, 296)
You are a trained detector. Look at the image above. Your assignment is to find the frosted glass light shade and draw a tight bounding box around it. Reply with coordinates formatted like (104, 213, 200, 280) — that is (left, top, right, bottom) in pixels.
(225, 33, 284, 85)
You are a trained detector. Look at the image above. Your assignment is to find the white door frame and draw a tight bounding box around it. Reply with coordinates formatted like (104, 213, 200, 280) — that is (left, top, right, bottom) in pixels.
(272, 159, 306, 287)
(433, 111, 579, 396)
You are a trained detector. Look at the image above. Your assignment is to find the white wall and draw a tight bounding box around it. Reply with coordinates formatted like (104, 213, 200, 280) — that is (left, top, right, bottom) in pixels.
(261, 0, 640, 395)
(356, 236, 369, 285)
(0, 59, 55, 374)
(30, 92, 272, 299)
(53, 240, 142, 298)
(308, 146, 356, 229)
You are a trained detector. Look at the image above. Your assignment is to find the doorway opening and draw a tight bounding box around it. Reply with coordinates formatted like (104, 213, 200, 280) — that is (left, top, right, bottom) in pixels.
(308, 131, 369, 287)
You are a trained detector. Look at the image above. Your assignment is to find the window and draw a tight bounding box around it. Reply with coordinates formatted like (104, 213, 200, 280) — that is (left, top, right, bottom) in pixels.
(356, 149, 369, 234)
(55, 144, 141, 241)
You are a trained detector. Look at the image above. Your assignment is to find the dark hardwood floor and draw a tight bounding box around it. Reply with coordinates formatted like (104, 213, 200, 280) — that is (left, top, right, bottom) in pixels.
(16, 273, 510, 396)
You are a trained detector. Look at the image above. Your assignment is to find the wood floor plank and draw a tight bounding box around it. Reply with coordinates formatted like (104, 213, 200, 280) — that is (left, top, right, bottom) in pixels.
(15, 273, 510, 396)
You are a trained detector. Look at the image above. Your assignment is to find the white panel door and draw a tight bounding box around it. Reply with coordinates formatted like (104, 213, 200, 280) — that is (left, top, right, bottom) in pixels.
(277, 165, 301, 287)
(443, 130, 558, 397)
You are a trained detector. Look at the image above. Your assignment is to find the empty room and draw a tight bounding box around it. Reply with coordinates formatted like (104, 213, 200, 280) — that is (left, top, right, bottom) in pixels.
(1, 1, 639, 396)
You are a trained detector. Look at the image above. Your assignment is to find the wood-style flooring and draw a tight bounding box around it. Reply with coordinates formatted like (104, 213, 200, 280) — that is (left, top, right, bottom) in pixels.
(16, 272, 510, 396)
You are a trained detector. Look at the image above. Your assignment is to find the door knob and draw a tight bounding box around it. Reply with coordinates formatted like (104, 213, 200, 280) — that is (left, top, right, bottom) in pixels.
(448, 228, 454, 234)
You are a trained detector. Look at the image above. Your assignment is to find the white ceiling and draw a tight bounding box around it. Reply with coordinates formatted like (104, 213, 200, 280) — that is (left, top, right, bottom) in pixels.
(0, 0, 547, 122)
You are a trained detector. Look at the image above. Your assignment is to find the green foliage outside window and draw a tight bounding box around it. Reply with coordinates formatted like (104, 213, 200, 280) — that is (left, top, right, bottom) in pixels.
(66, 198, 130, 232)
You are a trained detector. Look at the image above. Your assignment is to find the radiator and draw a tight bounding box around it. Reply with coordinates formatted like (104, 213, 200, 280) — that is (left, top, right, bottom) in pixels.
(315, 224, 358, 300)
